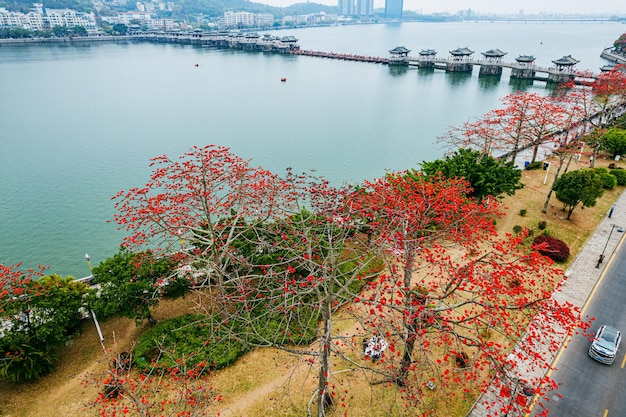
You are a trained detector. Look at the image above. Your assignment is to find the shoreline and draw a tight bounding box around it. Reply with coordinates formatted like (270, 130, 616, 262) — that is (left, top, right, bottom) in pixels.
(0, 35, 134, 46)
(600, 47, 626, 64)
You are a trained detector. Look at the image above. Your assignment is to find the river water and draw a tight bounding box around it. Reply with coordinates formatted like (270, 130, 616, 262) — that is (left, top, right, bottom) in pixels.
(0, 21, 622, 276)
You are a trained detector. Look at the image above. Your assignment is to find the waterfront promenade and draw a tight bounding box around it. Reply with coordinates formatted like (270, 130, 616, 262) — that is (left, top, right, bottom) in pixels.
(467, 190, 626, 417)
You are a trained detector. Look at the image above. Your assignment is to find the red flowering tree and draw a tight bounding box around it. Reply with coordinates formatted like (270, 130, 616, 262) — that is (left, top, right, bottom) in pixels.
(437, 117, 505, 156)
(540, 81, 591, 213)
(438, 91, 568, 163)
(84, 339, 218, 417)
(112, 145, 382, 417)
(586, 66, 626, 165)
(112, 145, 300, 321)
(111, 146, 584, 416)
(344, 171, 583, 415)
(346, 171, 499, 382)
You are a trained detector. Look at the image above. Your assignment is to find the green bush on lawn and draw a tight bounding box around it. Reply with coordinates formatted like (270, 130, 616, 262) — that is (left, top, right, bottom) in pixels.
(134, 307, 320, 374)
(134, 314, 249, 374)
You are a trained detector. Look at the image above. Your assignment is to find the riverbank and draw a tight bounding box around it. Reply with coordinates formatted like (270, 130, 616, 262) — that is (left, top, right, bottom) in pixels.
(600, 47, 626, 64)
(0, 35, 134, 46)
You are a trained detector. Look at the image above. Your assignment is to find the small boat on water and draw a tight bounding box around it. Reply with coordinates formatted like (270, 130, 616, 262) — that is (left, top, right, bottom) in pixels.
(280, 77, 287, 82)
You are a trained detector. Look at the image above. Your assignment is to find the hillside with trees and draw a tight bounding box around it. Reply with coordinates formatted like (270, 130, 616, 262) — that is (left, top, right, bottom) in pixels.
(0, 0, 336, 18)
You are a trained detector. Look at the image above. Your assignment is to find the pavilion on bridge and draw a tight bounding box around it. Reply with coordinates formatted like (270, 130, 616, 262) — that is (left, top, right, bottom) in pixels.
(388, 46, 410, 65)
(549, 55, 580, 83)
(511, 55, 537, 79)
(448, 47, 474, 72)
(479, 49, 507, 76)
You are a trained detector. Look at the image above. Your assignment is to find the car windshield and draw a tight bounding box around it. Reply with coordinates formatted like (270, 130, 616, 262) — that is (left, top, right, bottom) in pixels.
(597, 328, 619, 350)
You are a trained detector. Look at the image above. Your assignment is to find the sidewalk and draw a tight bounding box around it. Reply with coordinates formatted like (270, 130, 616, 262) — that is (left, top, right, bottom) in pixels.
(467, 189, 626, 417)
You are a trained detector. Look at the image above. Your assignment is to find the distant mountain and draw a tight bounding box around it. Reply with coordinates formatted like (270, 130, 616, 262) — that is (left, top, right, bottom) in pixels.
(0, 0, 336, 17)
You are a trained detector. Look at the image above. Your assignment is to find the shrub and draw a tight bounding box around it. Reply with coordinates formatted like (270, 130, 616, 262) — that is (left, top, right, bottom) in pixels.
(133, 314, 249, 374)
(513, 225, 523, 235)
(538, 221, 547, 230)
(533, 235, 570, 262)
(600, 172, 617, 189)
(610, 169, 626, 185)
(525, 161, 542, 170)
(0, 342, 56, 383)
(134, 308, 320, 375)
(519, 209, 527, 217)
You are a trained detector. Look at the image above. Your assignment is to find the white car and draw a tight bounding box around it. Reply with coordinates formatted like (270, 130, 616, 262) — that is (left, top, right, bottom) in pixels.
(589, 325, 621, 365)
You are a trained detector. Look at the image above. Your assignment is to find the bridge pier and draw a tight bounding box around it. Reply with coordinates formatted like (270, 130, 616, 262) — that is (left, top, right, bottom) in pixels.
(447, 62, 473, 72)
(511, 67, 536, 79)
(479, 64, 503, 76)
(547, 72, 576, 84)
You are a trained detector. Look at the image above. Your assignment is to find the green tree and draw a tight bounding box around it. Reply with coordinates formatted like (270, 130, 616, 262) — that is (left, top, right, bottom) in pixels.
(0, 272, 89, 382)
(112, 23, 128, 35)
(51, 25, 69, 37)
(420, 148, 523, 201)
(601, 127, 626, 157)
(71, 25, 87, 36)
(553, 169, 604, 219)
(86, 249, 179, 324)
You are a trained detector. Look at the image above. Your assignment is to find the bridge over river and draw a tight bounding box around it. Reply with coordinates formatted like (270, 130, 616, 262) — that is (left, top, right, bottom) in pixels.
(137, 31, 607, 85)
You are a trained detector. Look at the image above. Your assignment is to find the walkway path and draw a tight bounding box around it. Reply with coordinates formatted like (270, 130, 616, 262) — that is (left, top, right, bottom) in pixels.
(467, 190, 626, 417)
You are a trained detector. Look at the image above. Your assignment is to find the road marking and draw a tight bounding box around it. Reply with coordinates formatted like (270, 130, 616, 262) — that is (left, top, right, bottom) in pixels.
(621, 353, 626, 369)
(525, 232, 626, 417)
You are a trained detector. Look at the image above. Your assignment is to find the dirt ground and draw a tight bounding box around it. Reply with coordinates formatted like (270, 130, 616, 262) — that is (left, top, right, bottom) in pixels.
(0, 155, 622, 417)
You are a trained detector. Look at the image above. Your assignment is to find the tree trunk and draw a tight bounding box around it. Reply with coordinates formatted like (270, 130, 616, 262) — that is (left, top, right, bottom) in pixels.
(591, 144, 601, 168)
(564, 148, 576, 174)
(396, 243, 416, 387)
(396, 318, 417, 387)
(542, 159, 564, 213)
(531, 140, 541, 164)
(316, 294, 333, 417)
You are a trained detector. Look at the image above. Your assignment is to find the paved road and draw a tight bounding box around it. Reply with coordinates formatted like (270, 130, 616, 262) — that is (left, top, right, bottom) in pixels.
(535, 235, 626, 417)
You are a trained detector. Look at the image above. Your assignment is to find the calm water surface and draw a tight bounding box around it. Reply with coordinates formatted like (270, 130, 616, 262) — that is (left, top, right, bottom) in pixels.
(0, 21, 622, 276)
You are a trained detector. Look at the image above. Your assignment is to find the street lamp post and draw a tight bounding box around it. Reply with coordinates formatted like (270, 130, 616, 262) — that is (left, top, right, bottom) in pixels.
(542, 162, 551, 185)
(597, 224, 624, 268)
(84, 254, 104, 343)
(84, 253, 93, 280)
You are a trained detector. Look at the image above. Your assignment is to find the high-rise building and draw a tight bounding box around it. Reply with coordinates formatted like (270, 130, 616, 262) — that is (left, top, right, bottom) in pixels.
(339, 0, 354, 16)
(385, 0, 403, 18)
(356, 0, 373, 16)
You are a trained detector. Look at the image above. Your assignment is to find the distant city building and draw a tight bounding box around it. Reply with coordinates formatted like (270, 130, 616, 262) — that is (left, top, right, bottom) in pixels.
(0, 3, 97, 31)
(282, 12, 337, 25)
(256, 13, 274, 27)
(338, 0, 373, 16)
(338, 0, 354, 16)
(218, 11, 276, 28)
(105, 11, 152, 26)
(356, 0, 374, 16)
(385, 0, 403, 18)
